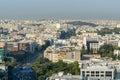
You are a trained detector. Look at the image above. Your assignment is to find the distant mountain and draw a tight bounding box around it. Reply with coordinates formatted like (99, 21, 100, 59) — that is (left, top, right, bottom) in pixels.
(65, 21, 98, 27)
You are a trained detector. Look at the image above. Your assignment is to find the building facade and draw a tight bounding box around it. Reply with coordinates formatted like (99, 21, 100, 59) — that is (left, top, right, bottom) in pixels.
(81, 65, 115, 80)
(44, 46, 81, 62)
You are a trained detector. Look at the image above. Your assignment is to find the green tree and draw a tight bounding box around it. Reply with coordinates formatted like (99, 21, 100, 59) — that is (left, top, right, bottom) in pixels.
(97, 28, 120, 36)
(31, 57, 80, 80)
(81, 45, 87, 54)
(98, 44, 114, 57)
(71, 61, 80, 75)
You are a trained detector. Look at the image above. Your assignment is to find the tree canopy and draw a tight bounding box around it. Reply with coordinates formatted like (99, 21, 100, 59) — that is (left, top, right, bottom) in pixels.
(98, 44, 114, 57)
(31, 57, 80, 80)
(97, 28, 120, 36)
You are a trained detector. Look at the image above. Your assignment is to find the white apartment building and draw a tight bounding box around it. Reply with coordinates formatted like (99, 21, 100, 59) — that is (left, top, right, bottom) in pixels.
(83, 37, 99, 53)
(81, 64, 115, 80)
(90, 43, 99, 53)
(114, 50, 120, 57)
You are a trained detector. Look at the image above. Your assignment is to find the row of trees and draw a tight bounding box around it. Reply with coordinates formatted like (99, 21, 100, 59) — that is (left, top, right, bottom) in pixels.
(31, 57, 80, 80)
(97, 28, 120, 36)
(98, 44, 120, 60)
(81, 43, 120, 60)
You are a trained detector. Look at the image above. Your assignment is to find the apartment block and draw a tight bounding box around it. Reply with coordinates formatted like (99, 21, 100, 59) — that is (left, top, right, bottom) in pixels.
(81, 64, 115, 80)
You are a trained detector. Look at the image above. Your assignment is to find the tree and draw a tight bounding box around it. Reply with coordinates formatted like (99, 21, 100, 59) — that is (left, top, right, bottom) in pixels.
(97, 28, 120, 36)
(98, 44, 114, 57)
(81, 45, 87, 54)
(71, 61, 80, 75)
(115, 46, 120, 50)
(31, 57, 80, 80)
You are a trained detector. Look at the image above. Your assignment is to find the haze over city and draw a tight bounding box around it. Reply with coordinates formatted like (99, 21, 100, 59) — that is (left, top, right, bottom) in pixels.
(0, 0, 120, 80)
(0, 0, 120, 20)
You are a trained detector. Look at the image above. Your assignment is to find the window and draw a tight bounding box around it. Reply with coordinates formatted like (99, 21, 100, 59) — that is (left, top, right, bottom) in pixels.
(101, 75, 104, 77)
(82, 71, 85, 77)
(96, 75, 99, 77)
(71, 52, 75, 59)
(105, 71, 112, 77)
(101, 71, 104, 73)
(82, 71, 85, 73)
(96, 71, 99, 77)
(91, 71, 94, 76)
(96, 71, 99, 73)
(86, 71, 90, 73)
(91, 74, 94, 76)
(86, 74, 89, 77)
(91, 71, 94, 74)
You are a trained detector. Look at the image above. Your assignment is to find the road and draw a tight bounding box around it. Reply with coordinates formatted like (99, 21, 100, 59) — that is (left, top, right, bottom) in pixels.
(14, 49, 45, 69)
(26, 50, 44, 64)
(20, 49, 44, 68)
(11, 50, 44, 80)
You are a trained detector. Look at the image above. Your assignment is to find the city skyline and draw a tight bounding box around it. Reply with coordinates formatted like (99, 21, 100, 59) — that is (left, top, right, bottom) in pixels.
(0, 0, 120, 20)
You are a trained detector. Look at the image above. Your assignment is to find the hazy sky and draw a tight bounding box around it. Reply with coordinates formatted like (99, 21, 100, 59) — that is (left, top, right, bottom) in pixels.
(0, 0, 120, 20)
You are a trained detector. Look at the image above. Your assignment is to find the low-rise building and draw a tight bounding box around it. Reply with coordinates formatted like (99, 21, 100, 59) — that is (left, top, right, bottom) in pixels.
(114, 50, 120, 57)
(44, 46, 81, 62)
(49, 72, 82, 80)
(81, 63, 115, 80)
